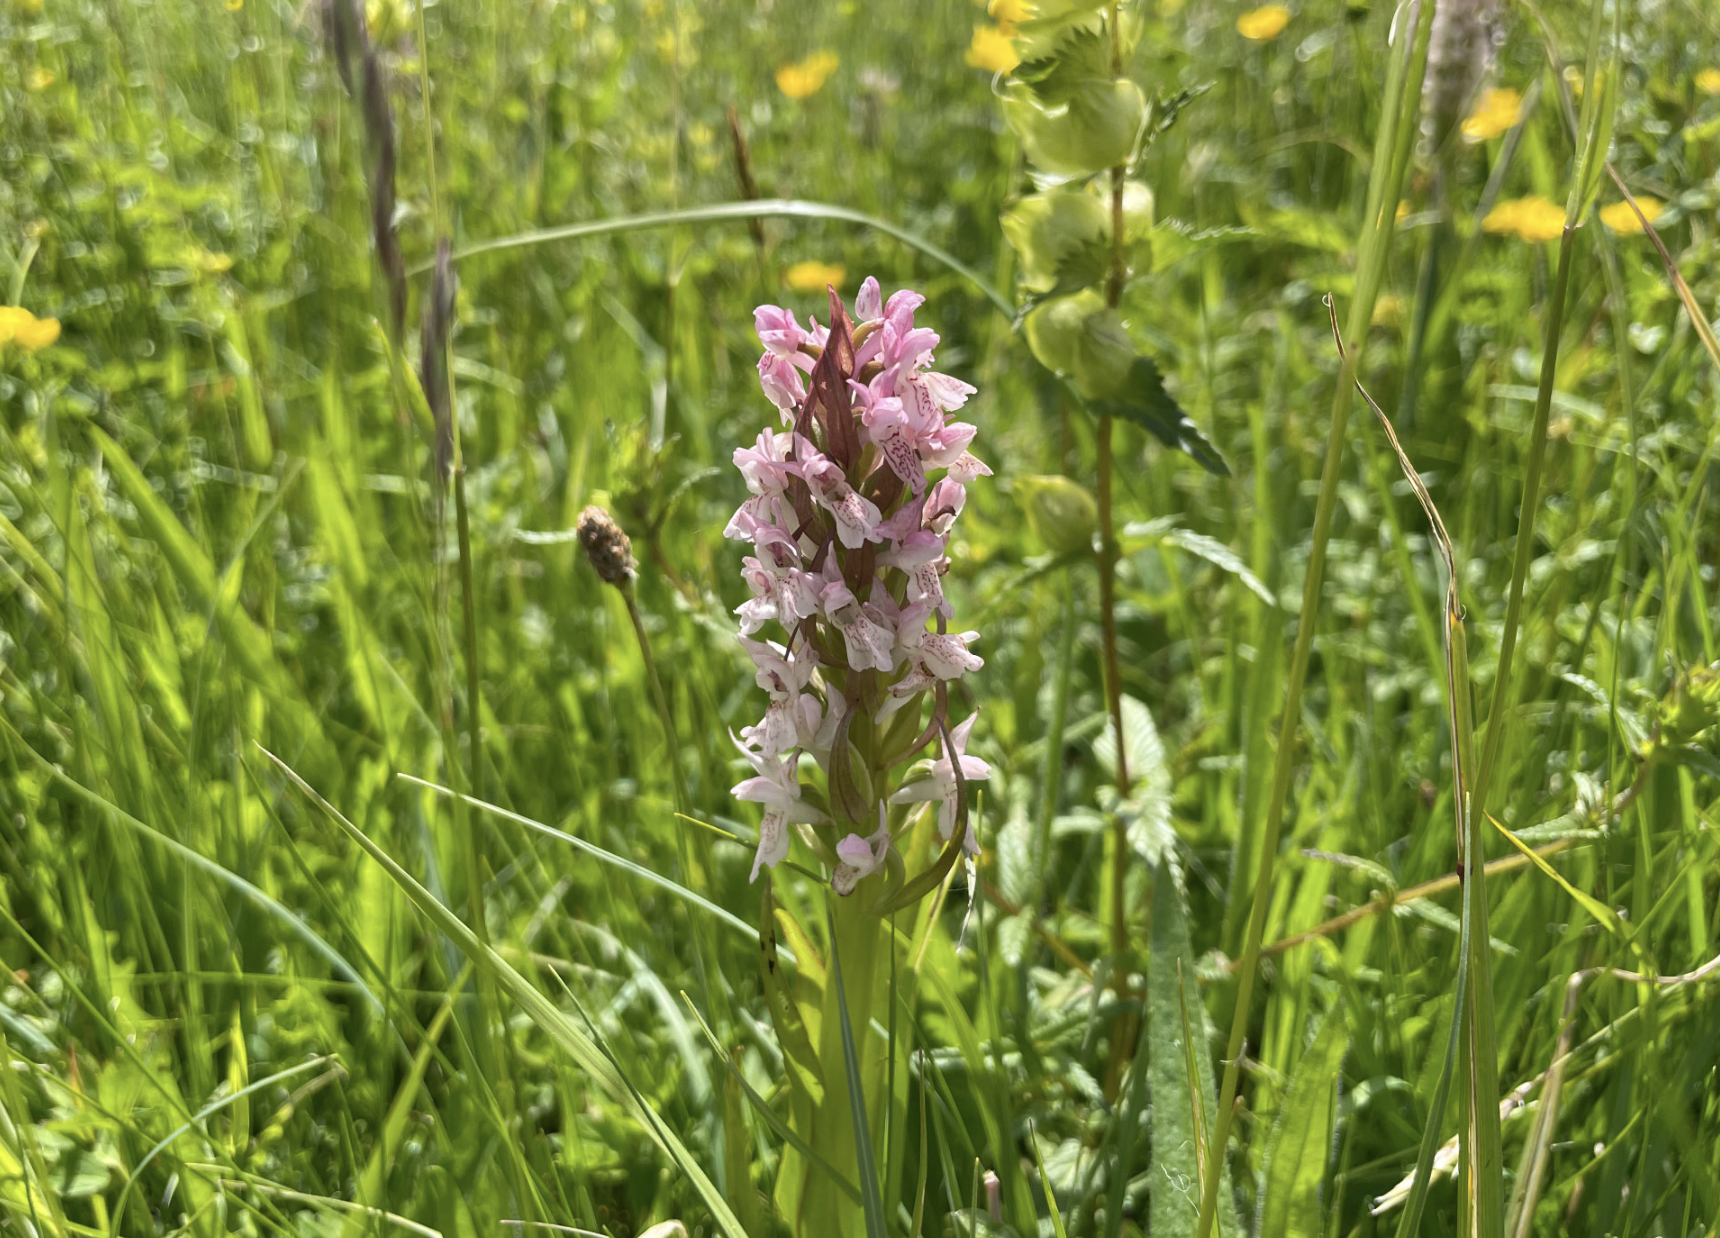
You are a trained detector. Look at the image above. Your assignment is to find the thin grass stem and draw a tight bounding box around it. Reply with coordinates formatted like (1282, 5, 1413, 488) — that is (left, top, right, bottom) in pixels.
(1194, 8, 1431, 1236)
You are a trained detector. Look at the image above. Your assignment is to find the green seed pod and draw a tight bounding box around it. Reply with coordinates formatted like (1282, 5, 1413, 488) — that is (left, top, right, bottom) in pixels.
(1023, 291, 1135, 399)
(1015, 474, 1098, 556)
(1002, 78, 1145, 177)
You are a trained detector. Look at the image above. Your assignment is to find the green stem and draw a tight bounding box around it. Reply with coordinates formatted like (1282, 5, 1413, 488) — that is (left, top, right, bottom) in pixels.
(1098, 0, 1137, 1098)
(1032, 571, 1077, 920)
(454, 469, 483, 810)
(1193, 4, 1431, 1235)
(623, 586, 691, 816)
(1467, 227, 1574, 821)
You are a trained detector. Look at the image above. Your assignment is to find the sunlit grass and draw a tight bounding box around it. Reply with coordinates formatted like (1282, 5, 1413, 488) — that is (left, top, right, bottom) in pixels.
(0, 0, 1717, 1235)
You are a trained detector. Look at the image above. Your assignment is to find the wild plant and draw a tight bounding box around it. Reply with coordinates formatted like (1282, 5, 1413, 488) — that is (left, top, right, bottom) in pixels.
(724, 276, 990, 1235)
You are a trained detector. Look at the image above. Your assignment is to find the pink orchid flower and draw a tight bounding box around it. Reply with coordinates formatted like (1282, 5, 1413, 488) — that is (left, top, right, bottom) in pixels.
(888, 713, 989, 853)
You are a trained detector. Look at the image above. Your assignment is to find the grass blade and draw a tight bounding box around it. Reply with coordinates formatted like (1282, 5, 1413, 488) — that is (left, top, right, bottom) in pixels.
(113, 1056, 337, 1227)
(1028, 1120, 1068, 1238)
(1196, 7, 1433, 1232)
(431, 199, 1013, 318)
(1257, 1008, 1349, 1238)
(678, 990, 864, 1205)
(1487, 814, 1626, 939)
(0, 719, 383, 1016)
(398, 773, 759, 944)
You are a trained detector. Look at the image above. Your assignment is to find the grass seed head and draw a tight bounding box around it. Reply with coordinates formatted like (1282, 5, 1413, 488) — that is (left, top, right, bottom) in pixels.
(577, 505, 637, 587)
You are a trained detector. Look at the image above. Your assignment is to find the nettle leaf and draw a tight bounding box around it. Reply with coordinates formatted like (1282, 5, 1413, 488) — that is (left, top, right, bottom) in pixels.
(1004, 186, 1156, 304)
(1012, 3, 1110, 66)
(1090, 356, 1229, 474)
(1002, 78, 1144, 178)
(1012, 25, 1111, 107)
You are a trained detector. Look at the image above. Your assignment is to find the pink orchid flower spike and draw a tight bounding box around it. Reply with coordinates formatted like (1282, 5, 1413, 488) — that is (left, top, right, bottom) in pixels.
(731, 278, 991, 893)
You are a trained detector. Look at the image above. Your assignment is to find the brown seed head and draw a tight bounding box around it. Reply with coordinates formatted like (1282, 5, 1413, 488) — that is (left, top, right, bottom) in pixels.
(576, 506, 636, 587)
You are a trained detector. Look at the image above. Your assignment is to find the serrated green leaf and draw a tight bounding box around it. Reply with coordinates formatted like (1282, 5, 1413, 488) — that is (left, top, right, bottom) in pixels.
(1012, 25, 1111, 107)
(1148, 860, 1238, 1238)
(1089, 356, 1229, 474)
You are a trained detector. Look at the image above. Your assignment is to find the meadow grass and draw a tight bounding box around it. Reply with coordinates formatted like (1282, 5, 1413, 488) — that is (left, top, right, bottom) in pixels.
(1, 0, 1718, 1235)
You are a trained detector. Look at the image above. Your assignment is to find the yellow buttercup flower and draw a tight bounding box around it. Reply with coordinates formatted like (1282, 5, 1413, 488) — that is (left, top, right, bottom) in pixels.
(776, 51, 839, 100)
(14, 317, 60, 352)
(1599, 197, 1664, 234)
(988, 0, 1030, 23)
(0, 307, 61, 353)
(1696, 68, 1720, 96)
(1462, 87, 1522, 141)
(1482, 196, 1566, 243)
(784, 261, 846, 293)
(966, 24, 1018, 73)
(1236, 5, 1290, 41)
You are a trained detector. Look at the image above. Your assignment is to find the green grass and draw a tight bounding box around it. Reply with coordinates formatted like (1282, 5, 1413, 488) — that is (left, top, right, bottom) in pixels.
(2, 0, 1720, 1235)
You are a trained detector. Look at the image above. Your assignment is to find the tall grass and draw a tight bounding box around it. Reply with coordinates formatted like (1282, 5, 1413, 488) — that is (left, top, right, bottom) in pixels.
(1, 0, 1718, 1236)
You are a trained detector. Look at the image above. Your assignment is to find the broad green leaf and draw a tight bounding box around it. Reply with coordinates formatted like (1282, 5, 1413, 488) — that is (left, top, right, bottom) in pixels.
(1259, 1008, 1350, 1238)
(1149, 860, 1238, 1238)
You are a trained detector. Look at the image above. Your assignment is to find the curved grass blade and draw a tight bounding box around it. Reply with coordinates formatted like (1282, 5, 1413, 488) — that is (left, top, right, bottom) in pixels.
(398, 773, 758, 944)
(1487, 813, 1626, 939)
(1028, 1120, 1068, 1238)
(113, 1056, 337, 1226)
(182, 1168, 444, 1238)
(264, 748, 748, 1238)
(427, 199, 1014, 319)
(1334, 295, 1496, 1238)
